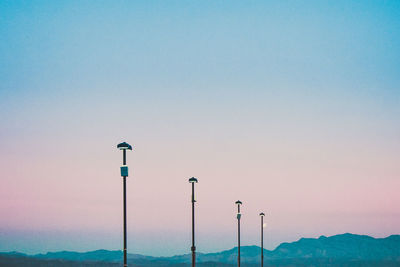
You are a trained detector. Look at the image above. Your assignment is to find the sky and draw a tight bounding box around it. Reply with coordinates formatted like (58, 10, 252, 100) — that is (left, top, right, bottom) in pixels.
(0, 0, 400, 257)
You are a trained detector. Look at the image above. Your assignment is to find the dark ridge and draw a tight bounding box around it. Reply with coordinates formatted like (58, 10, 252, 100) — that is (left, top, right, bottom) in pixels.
(1, 233, 399, 266)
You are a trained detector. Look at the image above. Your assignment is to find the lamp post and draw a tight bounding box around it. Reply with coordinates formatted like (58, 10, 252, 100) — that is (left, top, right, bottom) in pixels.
(235, 200, 242, 267)
(117, 142, 132, 267)
(259, 212, 265, 267)
(189, 177, 198, 267)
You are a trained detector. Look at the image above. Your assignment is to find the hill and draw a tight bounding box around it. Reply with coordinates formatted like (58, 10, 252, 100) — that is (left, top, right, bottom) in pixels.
(1, 233, 399, 266)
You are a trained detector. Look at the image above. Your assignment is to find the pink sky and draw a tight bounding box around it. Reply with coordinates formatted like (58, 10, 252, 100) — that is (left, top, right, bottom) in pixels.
(1, 96, 399, 255)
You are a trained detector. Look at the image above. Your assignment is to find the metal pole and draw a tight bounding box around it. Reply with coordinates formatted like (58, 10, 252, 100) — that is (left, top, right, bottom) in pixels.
(191, 182, 196, 267)
(123, 149, 127, 267)
(261, 215, 263, 267)
(237, 204, 241, 267)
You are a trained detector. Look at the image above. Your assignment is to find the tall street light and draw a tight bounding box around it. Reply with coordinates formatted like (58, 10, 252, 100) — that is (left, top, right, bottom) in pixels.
(259, 212, 265, 267)
(235, 200, 242, 267)
(189, 177, 198, 267)
(117, 142, 132, 267)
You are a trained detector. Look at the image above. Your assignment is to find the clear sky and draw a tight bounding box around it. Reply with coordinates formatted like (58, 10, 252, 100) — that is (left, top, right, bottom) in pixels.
(0, 0, 399, 257)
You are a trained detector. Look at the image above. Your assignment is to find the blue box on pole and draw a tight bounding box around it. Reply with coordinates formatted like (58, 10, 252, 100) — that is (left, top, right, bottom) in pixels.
(121, 166, 128, 177)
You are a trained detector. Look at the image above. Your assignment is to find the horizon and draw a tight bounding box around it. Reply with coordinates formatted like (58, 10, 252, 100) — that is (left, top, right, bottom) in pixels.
(2, 232, 399, 257)
(1, 0, 399, 258)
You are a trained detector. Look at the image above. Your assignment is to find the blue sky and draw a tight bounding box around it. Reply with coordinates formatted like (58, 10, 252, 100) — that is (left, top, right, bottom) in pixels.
(0, 0, 399, 256)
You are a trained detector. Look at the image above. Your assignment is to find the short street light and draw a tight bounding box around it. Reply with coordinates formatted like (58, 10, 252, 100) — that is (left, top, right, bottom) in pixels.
(235, 200, 242, 267)
(117, 142, 132, 267)
(189, 177, 198, 267)
(259, 212, 265, 267)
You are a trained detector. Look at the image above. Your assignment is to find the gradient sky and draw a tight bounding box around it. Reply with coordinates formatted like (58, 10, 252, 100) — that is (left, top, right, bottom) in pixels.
(0, 0, 399, 257)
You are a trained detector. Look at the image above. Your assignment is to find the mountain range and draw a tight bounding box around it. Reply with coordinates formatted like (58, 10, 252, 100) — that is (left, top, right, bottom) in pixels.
(1, 233, 399, 266)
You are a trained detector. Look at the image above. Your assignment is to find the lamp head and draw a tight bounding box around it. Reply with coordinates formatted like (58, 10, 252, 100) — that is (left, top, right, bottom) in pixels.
(117, 142, 132, 150)
(235, 200, 242, 205)
(188, 177, 198, 183)
(260, 212, 265, 217)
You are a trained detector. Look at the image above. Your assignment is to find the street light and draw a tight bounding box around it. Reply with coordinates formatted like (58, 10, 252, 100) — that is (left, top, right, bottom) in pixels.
(117, 142, 132, 267)
(259, 212, 265, 267)
(189, 177, 198, 267)
(235, 200, 242, 267)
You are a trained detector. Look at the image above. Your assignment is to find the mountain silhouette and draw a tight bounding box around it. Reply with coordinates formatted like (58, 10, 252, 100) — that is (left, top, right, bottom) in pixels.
(1, 233, 399, 266)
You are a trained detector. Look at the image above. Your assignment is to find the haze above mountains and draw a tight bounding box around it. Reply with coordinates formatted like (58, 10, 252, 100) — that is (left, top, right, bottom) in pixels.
(1, 233, 400, 266)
